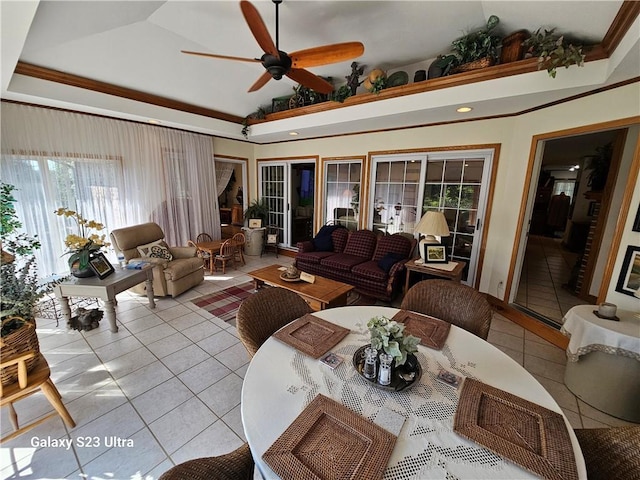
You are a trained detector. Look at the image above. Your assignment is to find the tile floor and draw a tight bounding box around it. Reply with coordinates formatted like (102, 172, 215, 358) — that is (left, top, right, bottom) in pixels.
(514, 234, 585, 325)
(2, 253, 637, 480)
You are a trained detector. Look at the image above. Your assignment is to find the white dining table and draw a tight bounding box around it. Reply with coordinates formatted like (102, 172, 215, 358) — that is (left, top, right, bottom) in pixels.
(241, 306, 586, 479)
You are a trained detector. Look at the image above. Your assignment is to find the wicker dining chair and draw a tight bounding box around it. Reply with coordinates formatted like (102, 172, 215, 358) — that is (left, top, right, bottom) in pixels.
(158, 443, 254, 480)
(188, 240, 211, 271)
(196, 232, 213, 243)
(212, 239, 235, 274)
(573, 427, 640, 480)
(400, 279, 492, 340)
(231, 232, 246, 265)
(236, 287, 312, 357)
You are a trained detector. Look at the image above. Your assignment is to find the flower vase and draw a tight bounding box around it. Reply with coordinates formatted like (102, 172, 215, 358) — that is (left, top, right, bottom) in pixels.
(69, 253, 95, 278)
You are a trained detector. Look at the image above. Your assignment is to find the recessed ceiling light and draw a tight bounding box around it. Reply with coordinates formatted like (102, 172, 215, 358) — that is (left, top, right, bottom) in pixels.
(289, 131, 299, 136)
(148, 119, 161, 124)
(456, 106, 473, 113)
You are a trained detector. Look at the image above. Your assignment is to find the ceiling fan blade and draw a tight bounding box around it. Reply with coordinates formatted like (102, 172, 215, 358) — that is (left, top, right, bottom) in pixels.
(181, 50, 260, 63)
(287, 68, 334, 94)
(290, 42, 365, 68)
(240, 0, 279, 58)
(248, 71, 272, 92)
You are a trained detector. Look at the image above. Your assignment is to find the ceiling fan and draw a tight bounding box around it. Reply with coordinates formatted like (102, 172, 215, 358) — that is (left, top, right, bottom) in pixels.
(181, 0, 364, 94)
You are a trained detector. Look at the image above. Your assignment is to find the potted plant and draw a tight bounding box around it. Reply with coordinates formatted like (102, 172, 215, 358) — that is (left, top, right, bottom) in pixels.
(585, 142, 612, 191)
(522, 28, 586, 78)
(450, 15, 502, 72)
(243, 198, 270, 226)
(367, 316, 420, 366)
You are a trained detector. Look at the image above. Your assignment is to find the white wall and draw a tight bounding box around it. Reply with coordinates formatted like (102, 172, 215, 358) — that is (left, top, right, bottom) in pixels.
(212, 83, 640, 303)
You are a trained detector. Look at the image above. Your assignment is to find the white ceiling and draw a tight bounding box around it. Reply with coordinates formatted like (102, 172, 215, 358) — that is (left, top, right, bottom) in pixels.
(2, 1, 639, 143)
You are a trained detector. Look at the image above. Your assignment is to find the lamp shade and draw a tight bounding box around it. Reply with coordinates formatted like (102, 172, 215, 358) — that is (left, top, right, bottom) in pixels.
(414, 211, 450, 263)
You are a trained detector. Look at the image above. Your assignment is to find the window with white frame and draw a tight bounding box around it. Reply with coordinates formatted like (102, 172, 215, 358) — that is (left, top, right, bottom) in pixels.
(323, 161, 362, 230)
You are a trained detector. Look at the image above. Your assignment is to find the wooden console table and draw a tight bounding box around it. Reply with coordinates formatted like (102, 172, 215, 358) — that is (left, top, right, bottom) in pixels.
(54, 266, 155, 333)
(404, 259, 466, 294)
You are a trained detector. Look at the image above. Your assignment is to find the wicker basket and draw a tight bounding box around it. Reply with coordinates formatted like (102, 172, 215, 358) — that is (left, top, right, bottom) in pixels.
(451, 57, 495, 73)
(0, 316, 40, 386)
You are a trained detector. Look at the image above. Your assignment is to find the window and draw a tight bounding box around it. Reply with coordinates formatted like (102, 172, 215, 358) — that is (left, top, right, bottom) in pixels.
(323, 160, 362, 231)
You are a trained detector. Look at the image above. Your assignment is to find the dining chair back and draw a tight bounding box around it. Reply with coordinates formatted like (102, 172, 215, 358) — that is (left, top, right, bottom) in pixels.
(213, 239, 235, 274)
(1, 352, 76, 443)
(188, 240, 211, 271)
(574, 427, 640, 480)
(196, 232, 213, 243)
(158, 443, 254, 480)
(231, 233, 246, 265)
(237, 287, 312, 357)
(400, 279, 492, 340)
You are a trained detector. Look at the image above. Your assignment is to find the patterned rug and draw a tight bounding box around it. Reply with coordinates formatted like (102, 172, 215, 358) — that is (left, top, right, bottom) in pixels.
(191, 281, 376, 325)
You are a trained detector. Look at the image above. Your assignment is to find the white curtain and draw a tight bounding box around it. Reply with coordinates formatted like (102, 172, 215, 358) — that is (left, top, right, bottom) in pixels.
(1, 102, 220, 277)
(215, 161, 235, 198)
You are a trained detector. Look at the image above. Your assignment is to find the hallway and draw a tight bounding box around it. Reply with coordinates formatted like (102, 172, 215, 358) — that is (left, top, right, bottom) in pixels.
(515, 235, 586, 326)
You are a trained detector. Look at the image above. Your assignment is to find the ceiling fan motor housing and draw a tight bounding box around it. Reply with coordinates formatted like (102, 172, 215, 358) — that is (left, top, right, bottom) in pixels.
(262, 51, 291, 80)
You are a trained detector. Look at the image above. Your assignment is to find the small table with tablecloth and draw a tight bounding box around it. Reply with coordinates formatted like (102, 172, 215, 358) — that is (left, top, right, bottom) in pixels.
(561, 304, 640, 422)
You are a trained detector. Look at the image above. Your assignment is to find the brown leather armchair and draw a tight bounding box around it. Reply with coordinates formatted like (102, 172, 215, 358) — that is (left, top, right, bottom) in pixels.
(110, 222, 204, 297)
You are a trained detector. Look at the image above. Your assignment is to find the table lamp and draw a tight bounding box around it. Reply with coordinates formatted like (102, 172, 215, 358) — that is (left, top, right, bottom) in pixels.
(413, 211, 450, 263)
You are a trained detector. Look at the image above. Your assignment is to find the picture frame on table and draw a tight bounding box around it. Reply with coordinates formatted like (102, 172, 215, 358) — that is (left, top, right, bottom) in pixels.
(424, 244, 448, 263)
(88, 252, 115, 279)
(615, 245, 640, 296)
(248, 218, 263, 229)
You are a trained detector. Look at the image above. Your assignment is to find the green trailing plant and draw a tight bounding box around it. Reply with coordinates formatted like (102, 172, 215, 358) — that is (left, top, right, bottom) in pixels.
(451, 15, 501, 65)
(243, 198, 270, 225)
(241, 106, 267, 139)
(331, 85, 352, 103)
(367, 316, 420, 366)
(369, 75, 388, 95)
(523, 28, 585, 78)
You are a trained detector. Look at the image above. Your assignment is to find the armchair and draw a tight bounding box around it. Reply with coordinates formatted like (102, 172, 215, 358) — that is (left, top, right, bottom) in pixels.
(110, 222, 204, 297)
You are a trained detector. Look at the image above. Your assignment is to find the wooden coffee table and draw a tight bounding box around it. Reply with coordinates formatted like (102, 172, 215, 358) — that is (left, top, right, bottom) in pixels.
(247, 265, 354, 311)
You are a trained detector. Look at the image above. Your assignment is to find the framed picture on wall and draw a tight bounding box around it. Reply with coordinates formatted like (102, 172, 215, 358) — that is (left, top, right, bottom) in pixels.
(424, 244, 448, 264)
(89, 252, 115, 279)
(615, 245, 640, 296)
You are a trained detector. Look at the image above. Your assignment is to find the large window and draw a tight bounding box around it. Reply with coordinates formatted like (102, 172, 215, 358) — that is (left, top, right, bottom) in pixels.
(1, 155, 124, 277)
(323, 160, 362, 231)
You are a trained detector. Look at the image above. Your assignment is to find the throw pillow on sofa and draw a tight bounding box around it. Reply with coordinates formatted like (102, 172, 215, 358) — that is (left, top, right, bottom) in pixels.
(378, 252, 405, 273)
(149, 245, 173, 261)
(137, 239, 166, 257)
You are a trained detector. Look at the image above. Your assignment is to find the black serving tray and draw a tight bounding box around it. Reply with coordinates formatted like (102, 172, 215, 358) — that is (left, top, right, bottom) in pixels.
(352, 344, 422, 392)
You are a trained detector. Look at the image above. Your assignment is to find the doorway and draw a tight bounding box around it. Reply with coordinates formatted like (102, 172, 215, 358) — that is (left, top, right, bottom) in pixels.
(512, 129, 625, 327)
(215, 157, 248, 239)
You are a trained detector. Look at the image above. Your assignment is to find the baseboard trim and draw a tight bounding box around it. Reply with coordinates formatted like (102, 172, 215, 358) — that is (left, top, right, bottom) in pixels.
(486, 295, 569, 350)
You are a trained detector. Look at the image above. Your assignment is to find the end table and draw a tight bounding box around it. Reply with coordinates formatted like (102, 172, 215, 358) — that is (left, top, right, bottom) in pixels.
(404, 259, 466, 294)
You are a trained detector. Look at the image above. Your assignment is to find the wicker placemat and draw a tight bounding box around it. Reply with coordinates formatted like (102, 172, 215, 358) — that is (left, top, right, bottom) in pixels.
(392, 310, 451, 350)
(273, 313, 350, 358)
(454, 378, 578, 480)
(263, 394, 396, 480)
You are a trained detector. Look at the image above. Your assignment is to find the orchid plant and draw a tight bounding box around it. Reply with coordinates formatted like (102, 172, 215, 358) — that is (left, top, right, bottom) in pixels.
(54, 207, 110, 270)
(367, 316, 420, 366)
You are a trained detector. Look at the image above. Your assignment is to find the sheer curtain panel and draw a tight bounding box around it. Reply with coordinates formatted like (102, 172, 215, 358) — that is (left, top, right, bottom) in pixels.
(1, 102, 219, 277)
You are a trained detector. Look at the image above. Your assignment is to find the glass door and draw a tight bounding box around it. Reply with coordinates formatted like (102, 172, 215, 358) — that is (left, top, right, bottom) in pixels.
(259, 162, 286, 246)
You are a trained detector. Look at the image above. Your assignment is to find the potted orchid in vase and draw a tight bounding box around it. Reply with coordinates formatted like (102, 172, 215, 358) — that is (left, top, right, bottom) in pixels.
(54, 207, 109, 277)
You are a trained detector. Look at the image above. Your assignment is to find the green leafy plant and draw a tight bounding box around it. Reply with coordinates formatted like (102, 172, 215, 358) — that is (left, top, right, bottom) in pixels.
(523, 28, 586, 78)
(331, 85, 352, 103)
(451, 15, 501, 65)
(243, 198, 270, 225)
(367, 316, 420, 366)
(241, 106, 267, 139)
(369, 75, 388, 95)
(1, 183, 40, 257)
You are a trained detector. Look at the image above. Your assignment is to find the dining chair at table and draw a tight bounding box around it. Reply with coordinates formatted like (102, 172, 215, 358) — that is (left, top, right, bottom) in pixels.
(401, 279, 492, 340)
(158, 443, 254, 480)
(188, 240, 211, 271)
(573, 426, 640, 480)
(213, 239, 235, 274)
(196, 232, 213, 243)
(236, 287, 312, 357)
(1, 351, 76, 443)
(231, 232, 246, 265)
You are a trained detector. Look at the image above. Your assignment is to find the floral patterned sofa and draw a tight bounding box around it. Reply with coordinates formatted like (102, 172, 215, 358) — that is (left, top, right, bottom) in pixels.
(295, 227, 416, 302)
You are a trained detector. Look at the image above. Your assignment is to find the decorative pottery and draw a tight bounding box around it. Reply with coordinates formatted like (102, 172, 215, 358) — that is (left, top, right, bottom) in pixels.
(69, 253, 96, 278)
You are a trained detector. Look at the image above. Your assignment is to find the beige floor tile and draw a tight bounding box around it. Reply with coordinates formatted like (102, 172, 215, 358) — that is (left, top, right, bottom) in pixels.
(524, 340, 567, 365)
(215, 342, 251, 371)
(198, 373, 244, 417)
(103, 346, 157, 379)
(122, 312, 165, 334)
(492, 344, 524, 365)
(146, 331, 194, 358)
(524, 354, 566, 383)
(222, 404, 247, 441)
(161, 343, 211, 374)
(133, 322, 178, 345)
(167, 310, 211, 331)
(66, 380, 129, 426)
(93, 334, 144, 363)
(532, 375, 579, 413)
(115, 360, 174, 399)
(489, 316, 524, 338)
(169, 420, 244, 466)
(131, 377, 194, 423)
(197, 330, 240, 356)
(177, 357, 232, 394)
(181, 319, 223, 343)
(486, 330, 524, 353)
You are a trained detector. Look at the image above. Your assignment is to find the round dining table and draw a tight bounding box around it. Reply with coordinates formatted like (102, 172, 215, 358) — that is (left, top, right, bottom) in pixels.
(241, 306, 586, 479)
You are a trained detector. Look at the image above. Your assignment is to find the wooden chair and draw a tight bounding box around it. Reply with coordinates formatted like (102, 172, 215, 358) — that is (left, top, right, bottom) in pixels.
(1, 352, 76, 443)
(231, 232, 246, 265)
(188, 240, 211, 271)
(159, 443, 254, 480)
(574, 427, 640, 480)
(263, 225, 279, 258)
(400, 279, 492, 340)
(213, 239, 235, 274)
(196, 232, 213, 243)
(236, 287, 312, 357)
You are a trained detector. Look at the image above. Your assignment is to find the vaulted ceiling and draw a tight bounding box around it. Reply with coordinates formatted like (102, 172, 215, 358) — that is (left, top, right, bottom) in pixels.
(2, 1, 639, 143)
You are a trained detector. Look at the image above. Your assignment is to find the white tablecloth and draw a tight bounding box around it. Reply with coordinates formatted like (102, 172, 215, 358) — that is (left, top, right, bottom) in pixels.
(241, 306, 586, 479)
(561, 305, 640, 362)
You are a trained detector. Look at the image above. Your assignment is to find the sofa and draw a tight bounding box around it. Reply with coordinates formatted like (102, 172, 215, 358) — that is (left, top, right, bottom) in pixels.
(110, 222, 204, 297)
(295, 227, 416, 302)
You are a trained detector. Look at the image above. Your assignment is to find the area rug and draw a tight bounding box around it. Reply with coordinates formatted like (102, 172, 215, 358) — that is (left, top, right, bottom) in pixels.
(191, 281, 376, 325)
